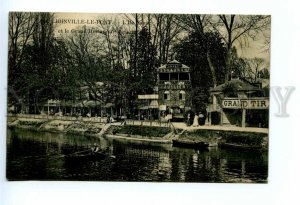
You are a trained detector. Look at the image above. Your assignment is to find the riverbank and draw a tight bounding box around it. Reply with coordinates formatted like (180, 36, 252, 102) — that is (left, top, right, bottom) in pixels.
(106, 124, 268, 150)
(7, 116, 268, 150)
(7, 117, 107, 137)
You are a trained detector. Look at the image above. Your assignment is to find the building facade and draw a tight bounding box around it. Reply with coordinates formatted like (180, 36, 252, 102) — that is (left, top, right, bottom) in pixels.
(157, 60, 192, 120)
(208, 78, 269, 128)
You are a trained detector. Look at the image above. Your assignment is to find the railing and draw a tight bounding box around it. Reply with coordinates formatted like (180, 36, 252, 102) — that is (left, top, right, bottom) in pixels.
(7, 113, 108, 123)
(7, 114, 178, 128)
(158, 84, 188, 90)
(124, 119, 171, 127)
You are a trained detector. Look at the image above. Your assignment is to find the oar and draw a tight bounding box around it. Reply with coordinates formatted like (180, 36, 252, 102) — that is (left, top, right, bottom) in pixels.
(70, 149, 91, 155)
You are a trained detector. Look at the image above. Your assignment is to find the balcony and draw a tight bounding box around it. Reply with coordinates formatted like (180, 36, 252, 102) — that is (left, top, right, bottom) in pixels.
(158, 82, 190, 90)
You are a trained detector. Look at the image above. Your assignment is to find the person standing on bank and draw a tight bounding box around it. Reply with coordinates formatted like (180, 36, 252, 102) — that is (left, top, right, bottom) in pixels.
(91, 143, 99, 154)
(186, 113, 191, 126)
(192, 113, 199, 127)
(198, 112, 205, 126)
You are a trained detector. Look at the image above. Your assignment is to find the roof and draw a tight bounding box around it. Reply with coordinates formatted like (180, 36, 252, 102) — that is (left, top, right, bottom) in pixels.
(210, 78, 261, 93)
(159, 64, 190, 69)
(73, 100, 102, 107)
(256, 78, 270, 89)
(158, 59, 190, 71)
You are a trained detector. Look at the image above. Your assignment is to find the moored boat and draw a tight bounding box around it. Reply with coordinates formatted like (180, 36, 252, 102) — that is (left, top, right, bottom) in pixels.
(172, 139, 209, 149)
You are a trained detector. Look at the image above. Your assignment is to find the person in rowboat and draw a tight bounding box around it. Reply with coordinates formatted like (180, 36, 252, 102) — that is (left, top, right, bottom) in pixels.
(91, 143, 100, 154)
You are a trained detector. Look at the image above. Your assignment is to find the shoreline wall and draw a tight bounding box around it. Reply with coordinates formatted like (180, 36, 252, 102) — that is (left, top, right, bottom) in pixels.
(7, 117, 104, 137)
(7, 117, 268, 150)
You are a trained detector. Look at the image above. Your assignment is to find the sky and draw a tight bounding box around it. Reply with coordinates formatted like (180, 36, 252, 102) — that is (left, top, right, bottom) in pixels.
(53, 12, 270, 65)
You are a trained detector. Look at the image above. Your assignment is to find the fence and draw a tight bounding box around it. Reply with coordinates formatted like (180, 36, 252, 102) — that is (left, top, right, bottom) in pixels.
(124, 119, 171, 127)
(7, 114, 177, 129)
(7, 113, 108, 123)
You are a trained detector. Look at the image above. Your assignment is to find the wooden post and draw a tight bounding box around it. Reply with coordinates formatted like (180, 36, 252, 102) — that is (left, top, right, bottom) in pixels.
(47, 100, 49, 116)
(220, 108, 223, 126)
(242, 109, 246, 127)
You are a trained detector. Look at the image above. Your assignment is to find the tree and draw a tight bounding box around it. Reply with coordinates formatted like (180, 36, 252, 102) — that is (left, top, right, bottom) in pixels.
(8, 12, 65, 113)
(152, 14, 183, 64)
(126, 27, 159, 114)
(231, 55, 268, 82)
(175, 14, 221, 87)
(174, 31, 226, 111)
(210, 15, 271, 82)
(8, 12, 36, 111)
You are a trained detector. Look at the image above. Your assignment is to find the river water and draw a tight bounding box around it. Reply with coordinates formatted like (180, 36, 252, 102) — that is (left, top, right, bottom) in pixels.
(6, 128, 268, 183)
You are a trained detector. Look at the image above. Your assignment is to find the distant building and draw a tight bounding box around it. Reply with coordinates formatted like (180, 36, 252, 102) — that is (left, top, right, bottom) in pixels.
(157, 60, 192, 120)
(137, 60, 192, 121)
(38, 82, 114, 117)
(208, 78, 269, 128)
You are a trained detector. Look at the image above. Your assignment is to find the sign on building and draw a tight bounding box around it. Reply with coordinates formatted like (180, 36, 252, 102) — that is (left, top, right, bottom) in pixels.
(138, 94, 159, 100)
(222, 98, 269, 109)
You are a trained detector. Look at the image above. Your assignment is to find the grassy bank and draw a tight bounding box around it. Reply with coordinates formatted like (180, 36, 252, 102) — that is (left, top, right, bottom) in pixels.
(183, 129, 267, 148)
(108, 125, 172, 138)
(8, 117, 268, 149)
(8, 117, 103, 137)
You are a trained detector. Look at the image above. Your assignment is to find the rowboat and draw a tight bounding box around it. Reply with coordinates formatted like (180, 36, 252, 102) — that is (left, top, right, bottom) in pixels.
(172, 139, 209, 149)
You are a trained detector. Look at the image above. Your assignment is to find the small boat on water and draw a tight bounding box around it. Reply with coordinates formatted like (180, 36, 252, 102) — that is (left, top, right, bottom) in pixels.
(172, 139, 209, 149)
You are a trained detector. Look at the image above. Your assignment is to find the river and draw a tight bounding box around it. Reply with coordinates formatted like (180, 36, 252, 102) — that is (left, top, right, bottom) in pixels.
(6, 128, 268, 182)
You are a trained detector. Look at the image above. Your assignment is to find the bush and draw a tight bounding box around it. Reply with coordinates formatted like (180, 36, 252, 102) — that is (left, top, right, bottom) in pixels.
(222, 132, 264, 146)
(18, 120, 46, 127)
(113, 125, 172, 138)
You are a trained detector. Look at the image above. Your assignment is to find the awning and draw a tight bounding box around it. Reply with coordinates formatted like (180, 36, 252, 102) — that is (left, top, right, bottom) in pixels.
(138, 106, 149, 110)
(138, 100, 159, 110)
(83, 100, 101, 107)
(103, 103, 114, 108)
(138, 94, 159, 100)
(43, 99, 61, 107)
(149, 100, 159, 108)
(159, 105, 167, 111)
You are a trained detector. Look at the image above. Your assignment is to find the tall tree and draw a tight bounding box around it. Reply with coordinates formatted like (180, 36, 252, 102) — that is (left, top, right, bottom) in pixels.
(125, 27, 159, 114)
(22, 13, 67, 113)
(8, 12, 36, 110)
(175, 14, 220, 87)
(174, 31, 226, 111)
(8, 12, 65, 113)
(210, 15, 271, 82)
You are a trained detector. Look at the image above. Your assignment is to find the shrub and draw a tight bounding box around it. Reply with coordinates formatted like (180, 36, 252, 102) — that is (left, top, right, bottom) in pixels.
(113, 125, 172, 138)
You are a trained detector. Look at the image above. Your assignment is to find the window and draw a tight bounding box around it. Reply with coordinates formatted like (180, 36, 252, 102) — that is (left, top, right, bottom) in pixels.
(159, 73, 169, 81)
(179, 90, 185, 100)
(179, 73, 189, 81)
(164, 91, 170, 100)
(170, 73, 178, 81)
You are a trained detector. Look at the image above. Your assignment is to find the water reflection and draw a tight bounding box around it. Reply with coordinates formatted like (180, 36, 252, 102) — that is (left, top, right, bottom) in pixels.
(7, 128, 268, 182)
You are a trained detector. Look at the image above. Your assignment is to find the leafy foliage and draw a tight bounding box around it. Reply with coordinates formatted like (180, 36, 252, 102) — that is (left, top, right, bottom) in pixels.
(112, 125, 172, 138)
(174, 31, 226, 111)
